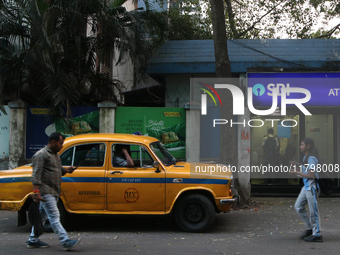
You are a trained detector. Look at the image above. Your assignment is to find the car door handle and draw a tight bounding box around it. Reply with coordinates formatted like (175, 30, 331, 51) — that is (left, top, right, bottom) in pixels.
(173, 178, 183, 183)
(110, 171, 123, 174)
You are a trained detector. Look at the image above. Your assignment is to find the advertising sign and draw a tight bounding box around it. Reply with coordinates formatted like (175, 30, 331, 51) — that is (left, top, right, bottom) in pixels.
(26, 106, 99, 158)
(248, 72, 340, 107)
(115, 107, 186, 160)
(0, 106, 10, 158)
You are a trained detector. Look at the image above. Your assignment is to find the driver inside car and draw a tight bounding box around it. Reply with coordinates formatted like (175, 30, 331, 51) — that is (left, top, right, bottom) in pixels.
(112, 144, 134, 167)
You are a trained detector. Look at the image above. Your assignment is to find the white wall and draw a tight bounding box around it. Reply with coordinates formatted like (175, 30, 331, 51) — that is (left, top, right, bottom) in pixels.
(165, 74, 217, 108)
(305, 114, 333, 164)
(112, 56, 135, 93)
(112, 0, 138, 93)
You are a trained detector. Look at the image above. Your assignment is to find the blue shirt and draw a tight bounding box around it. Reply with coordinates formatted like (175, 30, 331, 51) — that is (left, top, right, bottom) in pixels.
(301, 156, 319, 191)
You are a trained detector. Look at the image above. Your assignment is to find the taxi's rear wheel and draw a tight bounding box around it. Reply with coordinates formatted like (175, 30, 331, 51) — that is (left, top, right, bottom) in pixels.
(175, 194, 215, 232)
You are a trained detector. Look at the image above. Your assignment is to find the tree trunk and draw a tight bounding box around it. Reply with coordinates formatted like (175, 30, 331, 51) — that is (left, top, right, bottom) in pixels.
(209, 0, 231, 78)
(209, 0, 248, 206)
(225, 0, 239, 39)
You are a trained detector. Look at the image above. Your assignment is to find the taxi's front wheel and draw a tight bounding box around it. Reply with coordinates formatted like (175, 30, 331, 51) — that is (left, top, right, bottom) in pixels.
(175, 194, 215, 232)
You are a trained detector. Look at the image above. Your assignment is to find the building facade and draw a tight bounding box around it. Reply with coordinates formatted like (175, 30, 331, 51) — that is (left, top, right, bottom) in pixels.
(147, 39, 340, 194)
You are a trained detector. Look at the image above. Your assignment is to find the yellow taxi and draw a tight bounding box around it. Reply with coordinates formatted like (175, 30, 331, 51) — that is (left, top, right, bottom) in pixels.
(0, 133, 238, 232)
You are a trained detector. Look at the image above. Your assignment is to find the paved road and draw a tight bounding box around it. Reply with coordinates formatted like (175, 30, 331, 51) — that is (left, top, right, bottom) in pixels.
(1, 197, 339, 254)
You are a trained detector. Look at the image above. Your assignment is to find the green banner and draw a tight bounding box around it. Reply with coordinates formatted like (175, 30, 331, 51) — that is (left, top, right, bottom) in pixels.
(115, 107, 186, 160)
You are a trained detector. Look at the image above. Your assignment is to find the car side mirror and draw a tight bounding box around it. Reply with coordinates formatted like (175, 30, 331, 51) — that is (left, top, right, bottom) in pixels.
(153, 161, 161, 173)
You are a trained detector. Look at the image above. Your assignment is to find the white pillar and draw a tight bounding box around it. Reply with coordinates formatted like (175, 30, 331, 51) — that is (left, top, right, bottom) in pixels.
(237, 107, 251, 203)
(185, 102, 200, 162)
(8, 99, 27, 169)
(98, 101, 116, 133)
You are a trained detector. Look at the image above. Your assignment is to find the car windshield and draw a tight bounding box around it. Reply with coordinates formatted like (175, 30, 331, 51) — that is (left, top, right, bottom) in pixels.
(150, 142, 177, 166)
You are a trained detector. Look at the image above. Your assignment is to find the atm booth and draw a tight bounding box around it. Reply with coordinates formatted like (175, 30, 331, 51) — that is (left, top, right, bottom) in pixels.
(248, 73, 340, 194)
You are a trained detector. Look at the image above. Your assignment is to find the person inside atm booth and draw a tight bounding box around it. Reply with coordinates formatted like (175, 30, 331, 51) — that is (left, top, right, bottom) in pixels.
(112, 144, 134, 167)
(262, 128, 280, 166)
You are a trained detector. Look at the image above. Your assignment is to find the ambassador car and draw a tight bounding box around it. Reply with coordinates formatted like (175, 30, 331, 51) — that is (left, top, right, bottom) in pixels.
(0, 133, 238, 232)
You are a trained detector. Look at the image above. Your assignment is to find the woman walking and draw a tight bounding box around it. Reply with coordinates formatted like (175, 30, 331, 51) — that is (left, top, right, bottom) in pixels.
(290, 138, 322, 242)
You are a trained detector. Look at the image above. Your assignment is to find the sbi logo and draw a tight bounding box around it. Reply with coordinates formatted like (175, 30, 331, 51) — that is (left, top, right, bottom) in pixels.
(252, 83, 292, 96)
(252, 84, 265, 96)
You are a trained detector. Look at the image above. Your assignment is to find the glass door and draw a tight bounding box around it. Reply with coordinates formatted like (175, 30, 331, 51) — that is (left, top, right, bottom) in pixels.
(251, 115, 300, 185)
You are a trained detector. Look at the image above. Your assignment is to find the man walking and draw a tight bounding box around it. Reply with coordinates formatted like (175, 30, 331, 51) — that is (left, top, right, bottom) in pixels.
(27, 132, 81, 250)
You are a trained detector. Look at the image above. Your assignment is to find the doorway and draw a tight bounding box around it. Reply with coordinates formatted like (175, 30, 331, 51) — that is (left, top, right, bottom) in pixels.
(305, 114, 333, 164)
(250, 115, 300, 185)
(251, 113, 339, 191)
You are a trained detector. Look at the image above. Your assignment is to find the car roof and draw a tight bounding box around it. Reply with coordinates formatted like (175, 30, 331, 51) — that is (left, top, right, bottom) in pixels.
(63, 133, 159, 145)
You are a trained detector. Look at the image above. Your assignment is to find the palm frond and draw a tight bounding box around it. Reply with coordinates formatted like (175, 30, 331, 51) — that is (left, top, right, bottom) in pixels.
(0, 0, 162, 117)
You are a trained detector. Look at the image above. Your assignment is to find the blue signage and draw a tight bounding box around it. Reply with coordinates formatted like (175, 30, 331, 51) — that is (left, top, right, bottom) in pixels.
(278, 121, 291, 138)
(248, 73, 340, 107)
(26, 106, 99, 158)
